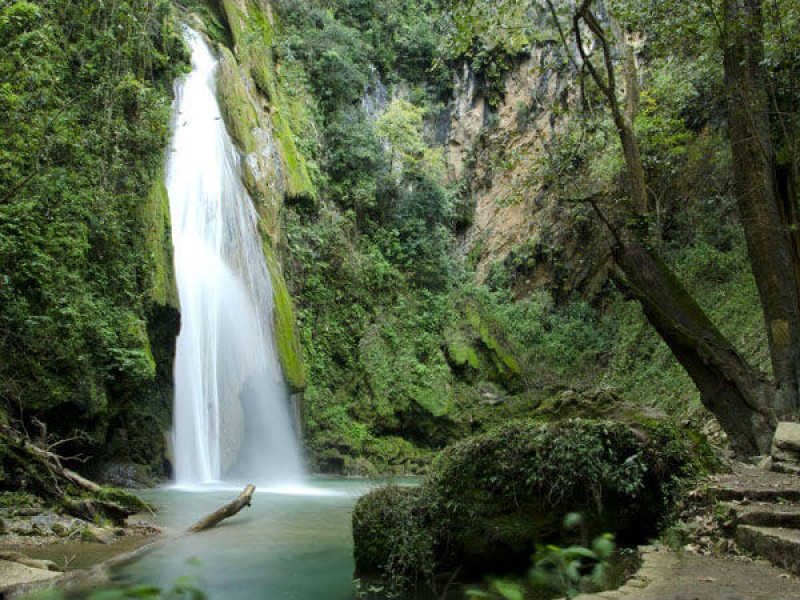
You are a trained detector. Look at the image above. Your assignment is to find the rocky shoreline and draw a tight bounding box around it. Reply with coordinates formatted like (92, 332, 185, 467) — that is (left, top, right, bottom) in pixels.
(0, 509, 161, 599)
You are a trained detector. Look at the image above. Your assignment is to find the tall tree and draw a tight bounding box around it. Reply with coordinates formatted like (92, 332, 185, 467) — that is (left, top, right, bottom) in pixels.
(571, 0, 800, 455)
(723, 0, 800, 416)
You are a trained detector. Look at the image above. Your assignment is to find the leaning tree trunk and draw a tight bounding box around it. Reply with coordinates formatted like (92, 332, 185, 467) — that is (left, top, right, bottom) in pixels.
(724, 0, 800, 416)
(571, 0, 798, 454)
(613, 240, 777, 456)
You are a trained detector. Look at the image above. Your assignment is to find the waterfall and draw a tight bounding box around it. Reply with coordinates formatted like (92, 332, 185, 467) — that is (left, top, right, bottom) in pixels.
(168, 29, 304, 485)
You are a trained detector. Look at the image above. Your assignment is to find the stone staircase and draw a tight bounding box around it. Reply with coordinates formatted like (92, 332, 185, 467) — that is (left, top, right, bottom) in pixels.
(574, 424, 800, 599)
(707, 463, 800, 576)
(702, 422, 800, 576)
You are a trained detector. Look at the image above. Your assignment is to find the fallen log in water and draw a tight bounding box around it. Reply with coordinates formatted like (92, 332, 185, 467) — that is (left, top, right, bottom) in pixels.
(188, 483, 256, 533)
(1, 484, 258, 599)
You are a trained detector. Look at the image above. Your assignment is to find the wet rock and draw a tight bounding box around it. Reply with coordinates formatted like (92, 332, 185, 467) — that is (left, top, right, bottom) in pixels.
(757, 455, 773, 471)
(0, 551, 62, 572)
(80, 525, 118, 544)
(0, 558, 61, 590)
(96, 462, 154, 489)
(4, 513, 88, 538)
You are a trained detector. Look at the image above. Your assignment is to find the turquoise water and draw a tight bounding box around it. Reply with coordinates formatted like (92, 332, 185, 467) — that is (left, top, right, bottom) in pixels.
(113, 479, 407, 600)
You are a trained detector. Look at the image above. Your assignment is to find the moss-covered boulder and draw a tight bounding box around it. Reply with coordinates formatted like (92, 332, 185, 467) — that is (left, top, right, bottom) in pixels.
(353, 418, 717, 588)
(443, 304, 524, 394)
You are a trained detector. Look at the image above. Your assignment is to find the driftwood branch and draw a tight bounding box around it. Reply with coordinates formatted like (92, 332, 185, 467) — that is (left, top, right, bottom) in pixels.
(188, 484, 256, 533)
(1, 485, 260, 598)
(0, 423, 147, 524)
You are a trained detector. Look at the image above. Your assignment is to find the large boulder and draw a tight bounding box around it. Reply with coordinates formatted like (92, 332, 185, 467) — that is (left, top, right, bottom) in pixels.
(353, 418, 717, 588)
(771, 422, 800, 474)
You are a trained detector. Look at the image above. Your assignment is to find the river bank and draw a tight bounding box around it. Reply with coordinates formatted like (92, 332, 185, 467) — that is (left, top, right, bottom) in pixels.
(0, 511, 161, 598)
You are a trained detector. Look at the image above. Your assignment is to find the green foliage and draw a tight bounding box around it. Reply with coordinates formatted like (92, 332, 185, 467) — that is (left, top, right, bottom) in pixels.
(461, 286, 617, 389)
(0, 490, 42, 510)
(353, 418, 707, 591)
(470, 514, 616, 599)
(274, 0, 474, 471)
(528, 531, 616, 598)
(276, 3, 371, 114)
(320, 110, 384, 212)
(380, 171, 455, 291)
(0, 0, 188, 453)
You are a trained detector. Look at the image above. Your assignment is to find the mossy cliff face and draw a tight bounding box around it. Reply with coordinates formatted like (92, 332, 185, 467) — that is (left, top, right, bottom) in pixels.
(352, 417, 717, 589)
(444, 303, 523, 392)
(0, 0, 188, 483)
(211, 0, 311, 393)
(95, 159, 181, 483)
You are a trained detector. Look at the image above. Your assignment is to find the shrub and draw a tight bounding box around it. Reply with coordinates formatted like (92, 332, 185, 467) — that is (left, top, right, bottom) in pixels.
(353, 418, 714, 592)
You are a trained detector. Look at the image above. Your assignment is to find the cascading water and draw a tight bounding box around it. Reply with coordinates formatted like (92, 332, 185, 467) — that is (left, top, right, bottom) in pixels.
(168, 29, 304, 486)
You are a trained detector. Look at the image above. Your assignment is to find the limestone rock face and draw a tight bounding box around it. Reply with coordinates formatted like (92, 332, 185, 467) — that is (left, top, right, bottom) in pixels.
(447, 47, 612, 299)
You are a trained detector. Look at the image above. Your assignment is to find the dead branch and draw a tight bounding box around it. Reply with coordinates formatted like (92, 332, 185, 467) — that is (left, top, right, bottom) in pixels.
(0, 423, 147, 524)
(188, 484, 256, 533)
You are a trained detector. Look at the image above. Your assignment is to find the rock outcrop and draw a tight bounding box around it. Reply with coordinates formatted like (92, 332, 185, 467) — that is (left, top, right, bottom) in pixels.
(771, 422, 800, 474)
(353, 418, 714, 590)
(211, 0, 311, 393)
(447, 45, 612, 299)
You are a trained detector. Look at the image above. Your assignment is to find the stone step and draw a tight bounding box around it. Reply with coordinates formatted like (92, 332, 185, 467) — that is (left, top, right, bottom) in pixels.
(721, 502, 800, 528)
(705, 465, 800, 502)
(736, 525, 800, 575)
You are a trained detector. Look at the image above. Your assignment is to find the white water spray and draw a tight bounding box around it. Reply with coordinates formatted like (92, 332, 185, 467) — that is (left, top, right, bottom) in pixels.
(168, 29, 304, 485)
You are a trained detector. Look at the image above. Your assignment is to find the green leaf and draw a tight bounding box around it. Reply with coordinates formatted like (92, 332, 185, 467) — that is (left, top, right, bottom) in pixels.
(592, 534, 616, 559)
(490, 579, 525, 600)
(563, 511, 583, 530)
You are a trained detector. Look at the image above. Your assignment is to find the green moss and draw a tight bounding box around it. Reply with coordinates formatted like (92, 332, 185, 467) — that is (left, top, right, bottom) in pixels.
(264, 248, 306, 392)
(352, 485, 429, 583)
(445, 328, 481, 373)
(353, 417, 713, 589)
(477, 320, 521, 376)
(217, 47, 260, 154)
(218, 0, 315, 201)
(96, 487, 153, 514)
(143, 170, 178, 308)
(460, 305, 524, 391)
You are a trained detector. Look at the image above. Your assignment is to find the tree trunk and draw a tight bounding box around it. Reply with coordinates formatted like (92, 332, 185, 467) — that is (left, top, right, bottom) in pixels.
(188, 484, 256, 532)
(613, 240, 777, 456)
(724, 0, 800, 416)
(572, 0, 790, 454)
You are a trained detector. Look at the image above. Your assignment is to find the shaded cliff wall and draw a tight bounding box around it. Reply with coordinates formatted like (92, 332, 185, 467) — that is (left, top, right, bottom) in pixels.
(0, 0, 189, 484)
